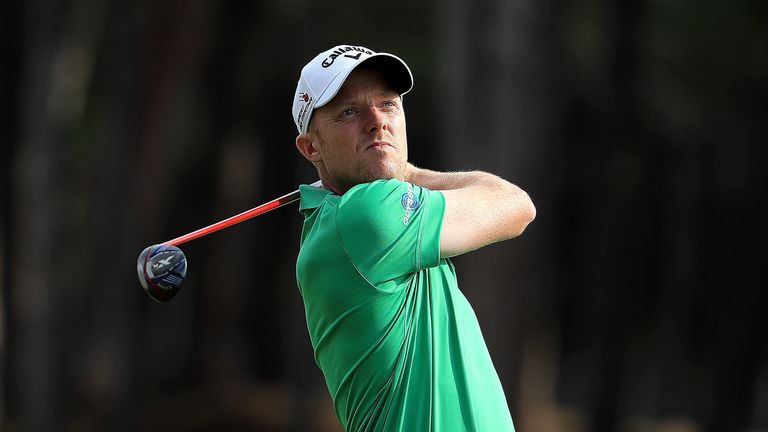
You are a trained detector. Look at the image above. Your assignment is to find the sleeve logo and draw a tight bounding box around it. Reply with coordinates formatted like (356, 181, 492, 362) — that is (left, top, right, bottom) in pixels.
(401, 183, 421, 225)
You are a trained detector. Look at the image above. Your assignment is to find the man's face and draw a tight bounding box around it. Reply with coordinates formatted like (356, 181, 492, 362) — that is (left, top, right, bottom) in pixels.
(305, 68, 408, 193)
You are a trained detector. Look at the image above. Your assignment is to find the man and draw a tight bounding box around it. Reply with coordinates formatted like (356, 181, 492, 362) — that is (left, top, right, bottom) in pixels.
(291, 45, 535, 431)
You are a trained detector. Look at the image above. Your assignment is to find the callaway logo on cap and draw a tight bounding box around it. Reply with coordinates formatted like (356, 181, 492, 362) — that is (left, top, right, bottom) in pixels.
(292, 45, 414, 134)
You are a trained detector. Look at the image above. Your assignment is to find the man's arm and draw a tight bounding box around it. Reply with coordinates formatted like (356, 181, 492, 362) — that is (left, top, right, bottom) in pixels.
(405, 164, 536, 258)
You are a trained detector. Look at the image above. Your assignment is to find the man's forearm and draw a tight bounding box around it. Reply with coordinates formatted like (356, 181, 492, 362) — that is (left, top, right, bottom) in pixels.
(405, 162, 536, 256)
(404, 164, 496, 191)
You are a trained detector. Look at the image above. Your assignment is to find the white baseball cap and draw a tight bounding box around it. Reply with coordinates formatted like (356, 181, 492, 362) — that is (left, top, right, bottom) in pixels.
(292, 45, 414, 134)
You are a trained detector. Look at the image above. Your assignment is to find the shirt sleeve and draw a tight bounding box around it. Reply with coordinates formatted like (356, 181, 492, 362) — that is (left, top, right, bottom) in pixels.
(335, 179, 445, 289)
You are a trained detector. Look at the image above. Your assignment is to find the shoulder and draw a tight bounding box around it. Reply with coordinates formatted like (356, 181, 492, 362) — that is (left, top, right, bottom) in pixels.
(340, 178, 409, 206)
(336, 179, 443, 230)
(336, 179, 406, 227)
(335, 179, 446, 274)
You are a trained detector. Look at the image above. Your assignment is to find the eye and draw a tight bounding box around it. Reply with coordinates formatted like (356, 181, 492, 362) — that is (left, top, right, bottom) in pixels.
(381, 100, 398, 111)
(339, 107, 358, 118)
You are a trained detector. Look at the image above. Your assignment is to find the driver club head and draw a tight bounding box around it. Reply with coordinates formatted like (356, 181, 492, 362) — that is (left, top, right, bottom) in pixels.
(137, 244, 187, 303)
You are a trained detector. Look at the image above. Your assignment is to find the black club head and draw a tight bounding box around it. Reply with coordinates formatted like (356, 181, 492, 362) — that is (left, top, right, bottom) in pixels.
(137, 244, 187, 303)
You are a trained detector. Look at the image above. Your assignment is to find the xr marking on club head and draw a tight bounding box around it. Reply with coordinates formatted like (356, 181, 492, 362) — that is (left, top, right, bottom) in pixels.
(152, 256, 174, 269)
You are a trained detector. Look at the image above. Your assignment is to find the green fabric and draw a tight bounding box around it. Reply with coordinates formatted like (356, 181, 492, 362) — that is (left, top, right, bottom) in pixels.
(296, 179, 515, 432)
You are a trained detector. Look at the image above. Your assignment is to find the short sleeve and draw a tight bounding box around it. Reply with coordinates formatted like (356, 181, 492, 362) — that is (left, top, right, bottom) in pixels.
(336, 179, 445, 288)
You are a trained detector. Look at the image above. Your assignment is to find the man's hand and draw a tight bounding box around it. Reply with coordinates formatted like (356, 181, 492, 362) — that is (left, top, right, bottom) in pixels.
(405, 163, 535, 258)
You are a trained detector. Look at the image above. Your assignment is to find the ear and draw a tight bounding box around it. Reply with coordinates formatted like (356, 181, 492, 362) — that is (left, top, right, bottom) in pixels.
(295, 133, 322, 162)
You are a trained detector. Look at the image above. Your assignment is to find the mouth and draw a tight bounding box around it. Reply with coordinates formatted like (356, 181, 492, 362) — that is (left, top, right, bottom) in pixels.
(366, 140, 394, 151)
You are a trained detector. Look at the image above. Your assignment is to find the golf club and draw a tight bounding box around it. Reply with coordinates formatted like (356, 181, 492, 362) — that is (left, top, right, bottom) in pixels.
(137, 180, 322, 303)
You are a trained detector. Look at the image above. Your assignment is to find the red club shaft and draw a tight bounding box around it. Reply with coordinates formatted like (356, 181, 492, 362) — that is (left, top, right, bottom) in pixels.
(164, 181, 320, 246)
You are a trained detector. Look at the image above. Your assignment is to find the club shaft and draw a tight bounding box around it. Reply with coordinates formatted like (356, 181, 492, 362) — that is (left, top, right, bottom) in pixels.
(164, 181, 320, 246)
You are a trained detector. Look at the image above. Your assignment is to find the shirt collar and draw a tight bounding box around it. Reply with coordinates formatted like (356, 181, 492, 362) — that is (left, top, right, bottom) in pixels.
(299, 183, 334, 212)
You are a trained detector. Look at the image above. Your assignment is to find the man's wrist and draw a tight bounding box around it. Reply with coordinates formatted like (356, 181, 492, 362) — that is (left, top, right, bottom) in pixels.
(406, 164, 458, 190)
(404, 163, 422, 184)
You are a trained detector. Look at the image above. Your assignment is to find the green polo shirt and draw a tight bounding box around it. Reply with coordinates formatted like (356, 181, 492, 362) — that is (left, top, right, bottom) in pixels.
(296, 179, 514, 432)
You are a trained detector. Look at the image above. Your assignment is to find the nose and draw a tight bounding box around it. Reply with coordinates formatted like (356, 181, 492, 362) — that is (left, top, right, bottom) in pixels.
(364, 106, 388, 133)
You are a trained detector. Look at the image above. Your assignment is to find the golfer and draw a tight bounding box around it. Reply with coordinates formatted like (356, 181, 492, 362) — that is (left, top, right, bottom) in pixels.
(292, 45, 535, 431)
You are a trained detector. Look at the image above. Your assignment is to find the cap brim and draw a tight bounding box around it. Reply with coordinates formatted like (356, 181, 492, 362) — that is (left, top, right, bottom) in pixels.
(314, 53, 414, 109)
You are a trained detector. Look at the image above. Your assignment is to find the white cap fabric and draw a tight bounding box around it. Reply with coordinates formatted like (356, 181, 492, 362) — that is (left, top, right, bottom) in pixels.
(292, 45, 413, 134)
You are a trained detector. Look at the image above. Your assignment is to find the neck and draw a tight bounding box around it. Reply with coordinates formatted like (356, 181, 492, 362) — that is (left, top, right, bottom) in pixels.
(318, 175, 346, 195)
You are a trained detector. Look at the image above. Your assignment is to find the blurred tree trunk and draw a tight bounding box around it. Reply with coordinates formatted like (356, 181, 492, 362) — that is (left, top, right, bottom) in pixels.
(89, 1, 213, 430)
(11, 2, 63, 430)
(581, 2, 643, 430)
(0, 0, 22, 427)
(551, 0, 646, 429)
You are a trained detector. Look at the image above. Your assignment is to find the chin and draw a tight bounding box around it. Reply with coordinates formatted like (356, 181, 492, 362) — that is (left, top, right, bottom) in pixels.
(365, 162, 405, 183)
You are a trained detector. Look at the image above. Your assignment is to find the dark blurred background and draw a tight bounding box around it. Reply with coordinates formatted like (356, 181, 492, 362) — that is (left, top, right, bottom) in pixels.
(1, 1, 766, 431)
